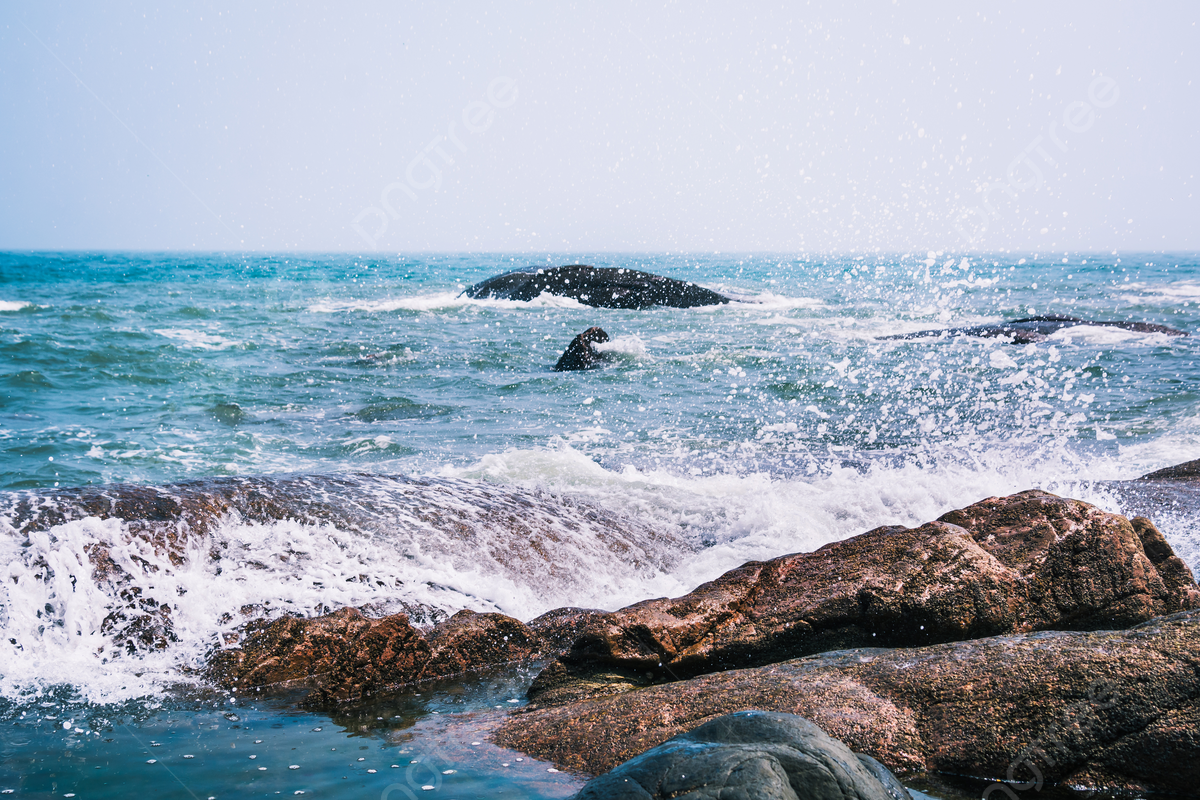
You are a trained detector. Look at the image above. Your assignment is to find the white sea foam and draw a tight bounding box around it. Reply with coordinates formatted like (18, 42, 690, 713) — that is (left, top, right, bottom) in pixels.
(1048, 325, 1175, 346)
(0, 300, 33, 312)
(728, 291, 824, 310)
(0, 474, 691, 703)
(1120, 280, 1200, 302)
(307, 291, 587, 313)
(593, 335, 648, 358)
(441, 439, 1198, 592)
(153, 328, 240, 350)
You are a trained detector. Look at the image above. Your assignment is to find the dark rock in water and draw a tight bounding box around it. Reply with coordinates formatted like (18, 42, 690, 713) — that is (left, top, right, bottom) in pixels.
(495, 610, 1200, 795)
(525, 490, 1200, 705)
(465, 265, 730, 309)
(880, 315, 1188, 343)
(1139, 458, 1200, 481)
(572, 711, 910, 800)
(554, 327, 610, 371)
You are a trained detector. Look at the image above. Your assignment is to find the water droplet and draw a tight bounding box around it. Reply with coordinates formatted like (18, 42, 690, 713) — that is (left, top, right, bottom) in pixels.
(183, 754, 194, 759)
(146, 759, 157, 764)
(367, 769, 377, 774)
(289, 765, 300, 770)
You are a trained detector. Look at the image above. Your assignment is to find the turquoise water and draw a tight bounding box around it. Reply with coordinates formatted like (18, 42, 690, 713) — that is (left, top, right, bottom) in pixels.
(0, 670, 581, 799)
(1, 250, 1198, 796)
(3, 251, 1196, 491)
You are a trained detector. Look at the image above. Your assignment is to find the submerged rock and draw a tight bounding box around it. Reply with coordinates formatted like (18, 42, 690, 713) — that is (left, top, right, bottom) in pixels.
(573, 711, 911, 800)
(464, 265, 730, 309)
(496, 610, 1200, 795)
(554, 327, 610, 371)
(526, 490, 1199, 704)
(879, 315, 1188, 343)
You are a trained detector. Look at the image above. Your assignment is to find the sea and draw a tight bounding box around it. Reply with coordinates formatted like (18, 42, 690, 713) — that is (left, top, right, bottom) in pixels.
(0, 250, 1197, 798)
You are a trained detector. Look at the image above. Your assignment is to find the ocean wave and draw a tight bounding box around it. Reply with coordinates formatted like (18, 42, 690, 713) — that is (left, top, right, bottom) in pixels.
(1120, 280, 1200, 302)
(1047, 325, 1182, 346)
(307, 291, 588, 313)
(0, 300, 34, 312)
(592, 334, 648, 358)
(153, 328, 241, 350)
(0, 473, 690, 704)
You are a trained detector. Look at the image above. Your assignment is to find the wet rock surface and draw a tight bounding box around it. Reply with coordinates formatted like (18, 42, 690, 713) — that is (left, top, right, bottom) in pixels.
(554, 326, 610, 371)
(464, 265, 730, 309)
(878, 315, 1188, 343)
(1139, 457, 1200, 481)
(572, 710, 911, 800)
(207, 606, 558, 704)
(528, 491, 1199, 703)
(496, 610, 1200, 795)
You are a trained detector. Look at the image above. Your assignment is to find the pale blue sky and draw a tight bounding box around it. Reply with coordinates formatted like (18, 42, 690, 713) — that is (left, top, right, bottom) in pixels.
(2, 2, 1197, 252)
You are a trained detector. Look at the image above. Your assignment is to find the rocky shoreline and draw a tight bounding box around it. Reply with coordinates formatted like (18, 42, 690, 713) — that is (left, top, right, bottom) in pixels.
(193, 478, 1200, 796)
(7, 465, 1198, 796)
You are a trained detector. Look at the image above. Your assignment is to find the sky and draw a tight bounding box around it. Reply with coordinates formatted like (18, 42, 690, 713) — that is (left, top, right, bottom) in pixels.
(1, 2, 1197, 253)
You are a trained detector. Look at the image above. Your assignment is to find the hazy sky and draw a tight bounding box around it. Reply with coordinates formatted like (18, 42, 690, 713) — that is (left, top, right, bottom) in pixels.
(2, 2, 1197, 252)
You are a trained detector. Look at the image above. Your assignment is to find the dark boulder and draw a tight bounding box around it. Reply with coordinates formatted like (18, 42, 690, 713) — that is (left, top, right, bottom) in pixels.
(465, 265, 730, 309)
(554, 327, 610, 371)
(880, 315, 1187, 343)
(1139, 458, 1200, 481)
(572, 711, 911, 800)
(495, 610, 1200, 795)
(525, 491, 1200, 704)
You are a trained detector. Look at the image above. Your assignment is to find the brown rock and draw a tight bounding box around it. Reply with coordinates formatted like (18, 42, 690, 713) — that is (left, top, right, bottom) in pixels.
(533, 491, 1199, 701)
(206, 607, 431, 704)
(423, 609, 542, 676)
(494, 609, 1200, 795)
(207, 606, 561, 704)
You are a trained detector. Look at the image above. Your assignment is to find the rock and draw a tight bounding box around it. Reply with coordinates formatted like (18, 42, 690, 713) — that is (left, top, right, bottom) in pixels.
(554, 327, 611, 371)
(1139, 458, 1200, 481)
(527, 606, 611, 655)
(207, 606, 566, 705)
(423, 609, 542, 676)
(528, 491, 1199, 703)
(464, 265, 730, 309)
(879, 315, 1187, 343)
(205, 607, 431, 704)
(572, 710, 911, 800)
(495, 610, 1200, 795)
